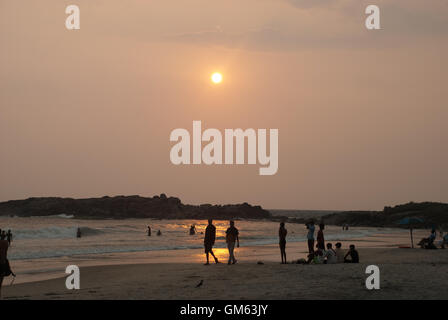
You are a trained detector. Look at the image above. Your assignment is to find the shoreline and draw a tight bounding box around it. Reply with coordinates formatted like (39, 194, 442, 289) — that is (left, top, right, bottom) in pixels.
(3, 228, 430, 285)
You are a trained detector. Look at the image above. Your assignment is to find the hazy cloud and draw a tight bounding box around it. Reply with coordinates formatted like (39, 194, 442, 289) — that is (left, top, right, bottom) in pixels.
(285, 0, 341, 9)
(165, 0, 448, 51)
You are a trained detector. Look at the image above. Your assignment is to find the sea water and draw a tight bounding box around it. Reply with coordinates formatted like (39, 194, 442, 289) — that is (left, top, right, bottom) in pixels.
(0, 215, 388, 261)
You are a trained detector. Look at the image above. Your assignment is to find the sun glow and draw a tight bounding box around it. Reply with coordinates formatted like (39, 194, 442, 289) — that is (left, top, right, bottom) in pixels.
(211, 72, 223, 84)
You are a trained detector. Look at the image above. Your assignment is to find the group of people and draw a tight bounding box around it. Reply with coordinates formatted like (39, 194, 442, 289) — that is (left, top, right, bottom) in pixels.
(297, 221, 358, 264)
(199, 219, 359, 266)
(303, 242, 359, 265)
(203, 219, 239, 265)
(146, 226, 162, 237)
(419, 228, 448, 249)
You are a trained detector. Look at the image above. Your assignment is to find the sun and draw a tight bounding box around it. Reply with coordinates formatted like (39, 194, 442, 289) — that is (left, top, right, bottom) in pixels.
(211, 72, 223, 84)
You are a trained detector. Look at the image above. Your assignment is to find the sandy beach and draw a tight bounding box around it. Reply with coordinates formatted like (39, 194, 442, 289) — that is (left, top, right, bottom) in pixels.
(3, 229, 448, 300)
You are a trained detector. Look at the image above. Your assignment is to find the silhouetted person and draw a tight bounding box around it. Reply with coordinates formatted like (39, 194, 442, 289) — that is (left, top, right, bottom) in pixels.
(344, 244, 359, 263)
(323, 243, 337, 264)
(147, 226, 151, 237)
(429, 228, 436, 245)
(0, 231, 5, 241)
(0, 235, 10, 299)
(279, 222, 287, 264)
(76, 228, 82, 238)
(190, 225, 196, 235)
(309, 245, 324, 264)
(226, 220, 239, 265)
(317, 223, 325, 250)
(157, 230, 162, 236)
(441, 233, 448, 249)
(204, 219, 218, 265)
(334, 242, 344, 263)
(6, 230, 12, 246)
(306, 221, 315, 254)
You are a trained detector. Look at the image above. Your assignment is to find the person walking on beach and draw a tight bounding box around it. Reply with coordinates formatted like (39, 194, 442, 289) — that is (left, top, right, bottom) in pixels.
(306, 221, 315, 254)
(317, 223, 325, 250)
(204, 219, 219, 265)
(279, 222, 287, 264)
(147, 225, 151, 237)
(0, 234, 10, 299)
(226, 220, 239, 265)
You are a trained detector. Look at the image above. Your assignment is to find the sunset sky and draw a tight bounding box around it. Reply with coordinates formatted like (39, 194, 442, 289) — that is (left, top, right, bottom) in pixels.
(1, 0, 447, 210)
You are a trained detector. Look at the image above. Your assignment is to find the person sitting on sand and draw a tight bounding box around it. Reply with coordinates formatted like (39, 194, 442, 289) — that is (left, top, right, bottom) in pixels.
(334, 242, 345, 263)
(279, 222, 287, 264)
(226, 220, 239, 265)
(418, 229, 438, 249)
(306, 253, 314, 264)
(429, 228, 436, 245)
(304, 244, 324, 264)
(76, 228, 82, 238)
(317, 223, 325, 250)
(344, 244, 359, 263)
(323, 243, 337, 264)
(204, 219, 219, 265)
(189, 225, 196, 235)
(441, 233, 448, 249)
(312, 246, 324, 264)
(157, 230, 162, 236)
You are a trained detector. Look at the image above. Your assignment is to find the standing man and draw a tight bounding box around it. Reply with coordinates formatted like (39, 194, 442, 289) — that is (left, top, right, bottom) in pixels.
(279, 222, 287, 264)
(0, 233, 10, 299)
(226, 220, 240, 265)
(306, 220, 315, 254)
(317, 223, 325, 250)
(6, 230, 12, 247)
(204, 219, 219, 265)
(147, 225, 151, 237)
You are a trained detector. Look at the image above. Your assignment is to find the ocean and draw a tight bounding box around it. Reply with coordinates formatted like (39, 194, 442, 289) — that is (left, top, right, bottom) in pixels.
(1, 215, 388, 261)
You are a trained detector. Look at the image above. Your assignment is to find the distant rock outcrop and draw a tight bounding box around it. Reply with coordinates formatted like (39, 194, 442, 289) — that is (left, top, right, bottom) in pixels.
(284, 202, 448, 228)
(0, 195, 271, 220)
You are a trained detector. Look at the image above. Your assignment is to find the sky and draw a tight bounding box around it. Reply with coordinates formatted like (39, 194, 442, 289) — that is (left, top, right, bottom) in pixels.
(1, 0, 447, 210)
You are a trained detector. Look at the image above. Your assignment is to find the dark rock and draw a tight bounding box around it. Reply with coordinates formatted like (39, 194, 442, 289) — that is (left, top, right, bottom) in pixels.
(0, 195, 271, 220)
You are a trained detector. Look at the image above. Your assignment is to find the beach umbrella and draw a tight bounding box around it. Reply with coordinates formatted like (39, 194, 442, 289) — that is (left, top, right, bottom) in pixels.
(398, 217, 424, 248)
